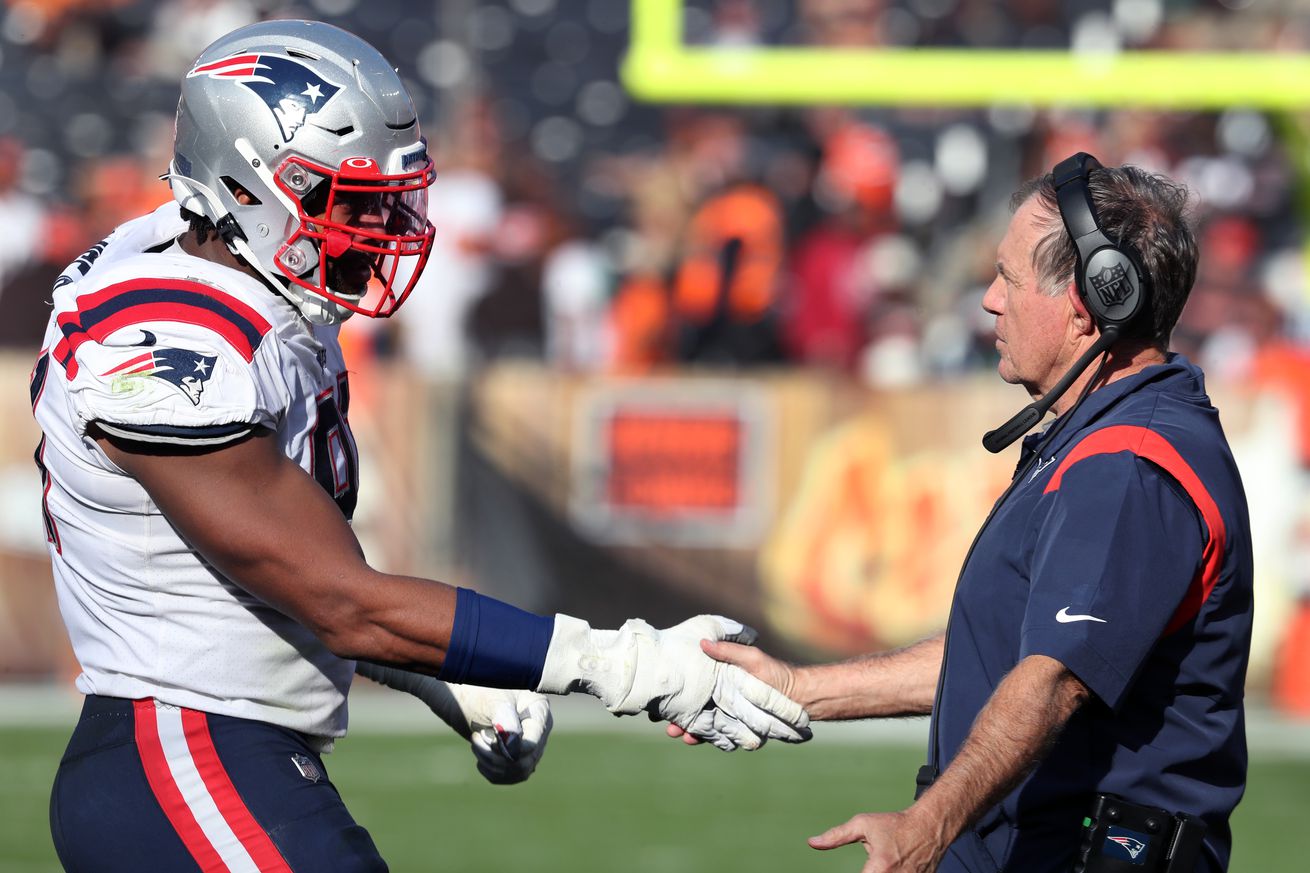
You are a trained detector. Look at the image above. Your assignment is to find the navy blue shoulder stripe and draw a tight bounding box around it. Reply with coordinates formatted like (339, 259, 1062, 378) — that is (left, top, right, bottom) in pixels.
(95, 419, 258, 447)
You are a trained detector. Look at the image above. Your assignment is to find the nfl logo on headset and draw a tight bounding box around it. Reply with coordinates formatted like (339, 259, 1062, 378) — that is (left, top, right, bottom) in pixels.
(1090, 263, 1132, 310)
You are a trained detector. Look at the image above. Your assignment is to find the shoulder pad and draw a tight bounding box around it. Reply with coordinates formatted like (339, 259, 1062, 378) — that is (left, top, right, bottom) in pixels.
(55, 273, 290, 445)
(54, 275, 274, 380)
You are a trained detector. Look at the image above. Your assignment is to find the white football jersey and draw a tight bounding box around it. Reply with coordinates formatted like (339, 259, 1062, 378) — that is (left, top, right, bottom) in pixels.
(32, 204, 359, 738)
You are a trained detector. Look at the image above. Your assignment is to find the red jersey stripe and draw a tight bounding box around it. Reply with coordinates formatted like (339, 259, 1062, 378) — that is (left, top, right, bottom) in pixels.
(1043, 424, 1227, 636)
(54, 278, 271, 379)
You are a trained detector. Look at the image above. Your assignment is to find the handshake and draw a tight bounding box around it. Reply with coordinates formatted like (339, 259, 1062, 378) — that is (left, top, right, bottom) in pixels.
(536, 613, 811, 752)
(360, 613, 810, 784)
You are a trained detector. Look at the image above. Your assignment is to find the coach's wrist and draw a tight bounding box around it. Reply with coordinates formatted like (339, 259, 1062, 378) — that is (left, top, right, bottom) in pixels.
(900, 805, 952, 870)
(786, 663, 880, 721)
(903, 785, 964, 861)
(786, 665, 826, 714)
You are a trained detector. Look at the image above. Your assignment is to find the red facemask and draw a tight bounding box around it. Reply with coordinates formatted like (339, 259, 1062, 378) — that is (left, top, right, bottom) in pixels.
(273, 154, 436, 318)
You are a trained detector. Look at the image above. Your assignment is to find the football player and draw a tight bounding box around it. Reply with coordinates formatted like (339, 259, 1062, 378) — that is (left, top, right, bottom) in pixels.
(34, 20, 810, 872)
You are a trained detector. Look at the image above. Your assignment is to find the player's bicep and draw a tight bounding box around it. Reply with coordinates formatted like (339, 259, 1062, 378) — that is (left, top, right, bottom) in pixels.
(96, 426, 369, 629)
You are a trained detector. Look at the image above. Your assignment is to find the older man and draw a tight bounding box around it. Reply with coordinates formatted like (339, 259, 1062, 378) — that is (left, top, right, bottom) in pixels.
(691, 156, 1253, 873)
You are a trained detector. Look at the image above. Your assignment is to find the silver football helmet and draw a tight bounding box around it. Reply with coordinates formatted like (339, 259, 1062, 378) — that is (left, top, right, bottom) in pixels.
(168, 20, 435, 324)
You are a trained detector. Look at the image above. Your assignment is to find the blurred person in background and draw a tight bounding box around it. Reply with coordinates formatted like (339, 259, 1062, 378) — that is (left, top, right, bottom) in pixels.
(672, 180, 786, 365)
(0, 138, 91, 347)
(800, 0, 888, 48)
(32, 19, 810, 872)
(605, 107, 785, 370)
(541, 231, 612, 372)
(0, 137, 46, 298)
(394, 93, 504, 380)
(782, 117, 899, 371)
(680, 156, 1253, 873)
(466, 155, 573, 363)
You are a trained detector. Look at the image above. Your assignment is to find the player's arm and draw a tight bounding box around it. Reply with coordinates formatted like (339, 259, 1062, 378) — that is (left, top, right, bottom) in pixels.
(698, 632, 943, 720)
(98, 426, 456, 670)
(97, 426, 811, 749)
(808, 654, 1089, 871)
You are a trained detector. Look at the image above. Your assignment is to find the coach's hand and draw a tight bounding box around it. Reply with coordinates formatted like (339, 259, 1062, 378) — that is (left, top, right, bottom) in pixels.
(699, 637, 798, 700)
(667, 637, 802, 746)
(660, 615, 811, 750)
(808, 810, 944, 873)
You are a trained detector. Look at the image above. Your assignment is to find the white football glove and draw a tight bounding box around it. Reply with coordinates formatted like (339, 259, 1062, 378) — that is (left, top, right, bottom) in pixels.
(535, 613, 811, 751)
(355, 662, 551, 785)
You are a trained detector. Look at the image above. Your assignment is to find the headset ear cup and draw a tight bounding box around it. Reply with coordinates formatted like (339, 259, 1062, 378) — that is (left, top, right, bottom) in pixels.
(1054, 153, 1150, 335)
(1080, 248, 1144, 330)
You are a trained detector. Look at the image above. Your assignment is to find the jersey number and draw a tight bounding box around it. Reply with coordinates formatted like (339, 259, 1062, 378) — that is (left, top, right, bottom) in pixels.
(310, 374, 359, 519)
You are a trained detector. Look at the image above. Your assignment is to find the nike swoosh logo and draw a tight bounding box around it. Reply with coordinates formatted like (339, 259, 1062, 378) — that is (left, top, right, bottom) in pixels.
(1056, 607, 1107, 624)
(134, 330, 157, 347)
(1029, 456, 1056, 481)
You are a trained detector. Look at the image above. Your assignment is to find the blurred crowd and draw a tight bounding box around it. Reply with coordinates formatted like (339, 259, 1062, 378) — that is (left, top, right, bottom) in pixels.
(2, 0, 1310, 400)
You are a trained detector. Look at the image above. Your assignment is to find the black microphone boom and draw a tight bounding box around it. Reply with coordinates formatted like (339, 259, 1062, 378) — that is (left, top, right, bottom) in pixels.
(982, 328, 1119, 453)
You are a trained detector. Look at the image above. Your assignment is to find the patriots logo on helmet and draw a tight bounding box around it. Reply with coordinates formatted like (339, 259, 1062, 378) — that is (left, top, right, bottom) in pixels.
(187, 53, 342, 143)
(100, 347, 218, 406)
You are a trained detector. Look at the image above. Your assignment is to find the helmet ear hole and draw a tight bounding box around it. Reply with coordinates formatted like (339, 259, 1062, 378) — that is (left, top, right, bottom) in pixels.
(220, 176, 260, 205)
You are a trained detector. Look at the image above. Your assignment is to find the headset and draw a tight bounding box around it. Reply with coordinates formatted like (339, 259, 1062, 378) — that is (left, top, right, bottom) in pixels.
(1055, 152, 1151, 333)
(982, 152, 1153, 453)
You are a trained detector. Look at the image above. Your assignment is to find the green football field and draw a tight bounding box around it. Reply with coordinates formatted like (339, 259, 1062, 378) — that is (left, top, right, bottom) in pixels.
(2, 708, 1308, 872)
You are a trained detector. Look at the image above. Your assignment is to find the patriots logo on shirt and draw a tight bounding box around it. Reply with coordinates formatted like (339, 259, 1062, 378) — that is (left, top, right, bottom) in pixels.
(100, 348, 218, 406)
(187, 53, 341, 143)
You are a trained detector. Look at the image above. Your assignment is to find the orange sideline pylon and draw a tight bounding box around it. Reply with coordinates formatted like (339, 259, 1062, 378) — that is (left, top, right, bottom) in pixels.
(1273, 597, 1310, 718)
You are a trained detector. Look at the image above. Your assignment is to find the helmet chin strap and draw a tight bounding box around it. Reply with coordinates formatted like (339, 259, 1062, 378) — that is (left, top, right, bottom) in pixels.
(230, 236, 349, 326)
(163, 162, 351, 327)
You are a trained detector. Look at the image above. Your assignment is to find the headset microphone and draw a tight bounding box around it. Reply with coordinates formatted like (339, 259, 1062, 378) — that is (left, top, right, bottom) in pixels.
(982, 326, 1118, 453)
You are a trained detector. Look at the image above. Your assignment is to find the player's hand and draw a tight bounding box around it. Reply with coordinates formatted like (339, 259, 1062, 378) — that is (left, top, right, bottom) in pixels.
(536, 613, 811, 751)
(354, 663, 552, 785)
(808, 810, 944, 873)
(659, 615, 811, 750)
(441, 684, 553, 785)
